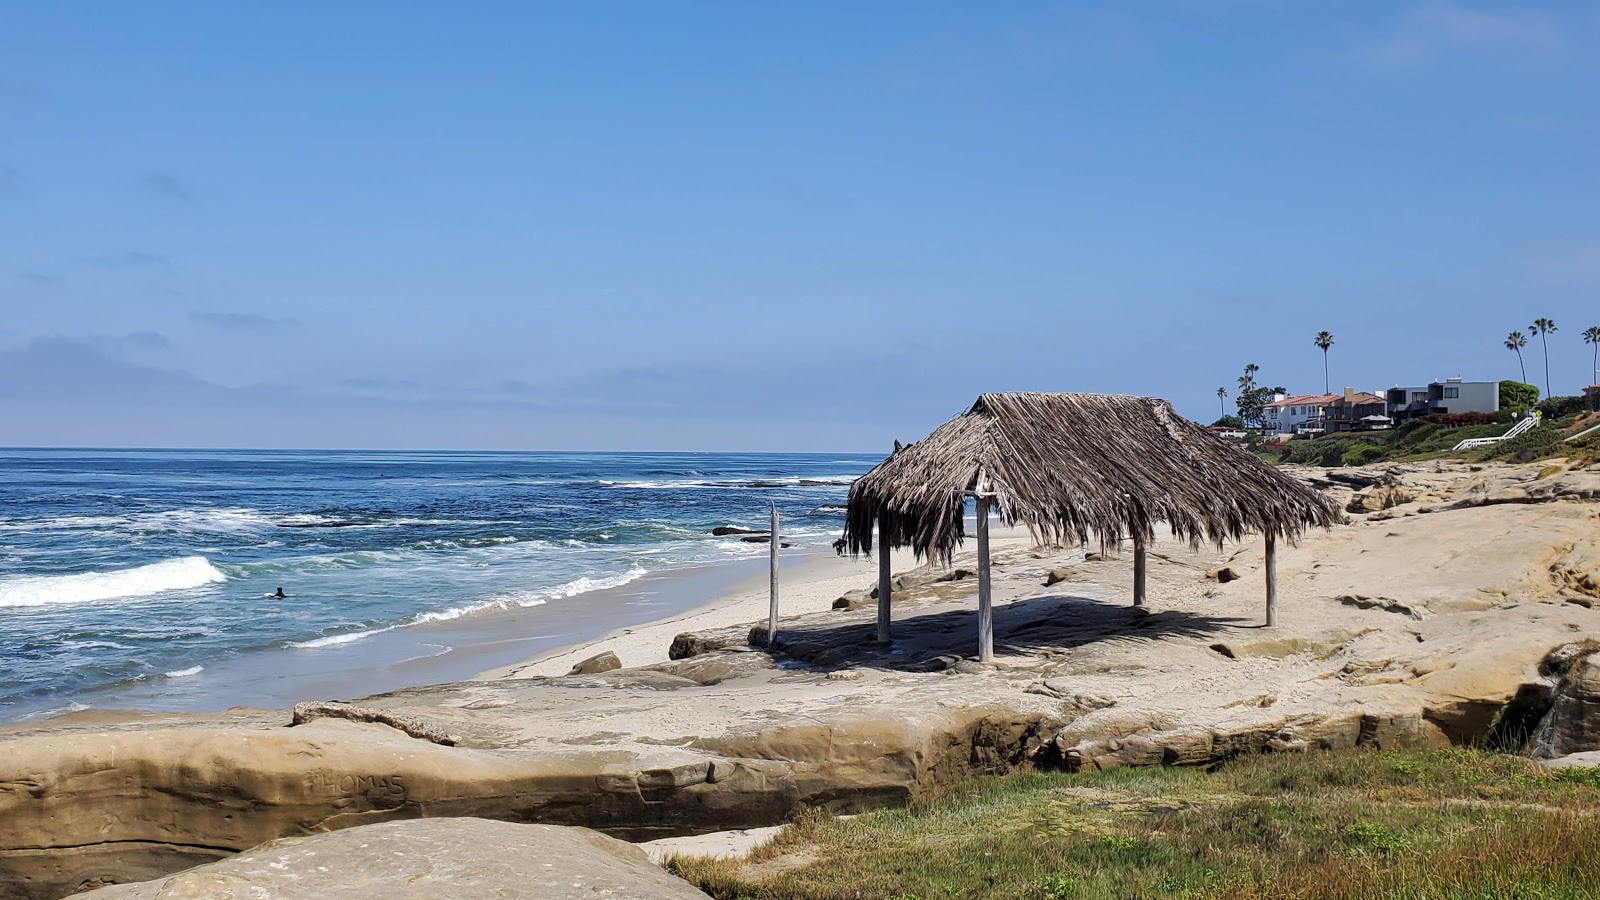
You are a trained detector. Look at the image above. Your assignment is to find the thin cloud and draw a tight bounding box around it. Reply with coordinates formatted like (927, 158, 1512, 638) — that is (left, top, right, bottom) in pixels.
(1349, 2, 1568, 74)
(79, 251, 173, 270)
(143, 171, 192, 202)
(123, 331, 173, 350)
(17, 271, 60, 285)
(189, 311, 299, 334)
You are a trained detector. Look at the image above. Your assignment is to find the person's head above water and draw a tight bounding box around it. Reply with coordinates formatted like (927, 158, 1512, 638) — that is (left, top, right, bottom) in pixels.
(274, 587, 286, 598)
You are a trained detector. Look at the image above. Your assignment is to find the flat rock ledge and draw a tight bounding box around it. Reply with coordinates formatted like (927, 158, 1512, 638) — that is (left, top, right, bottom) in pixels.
(74, 817, 711, 900)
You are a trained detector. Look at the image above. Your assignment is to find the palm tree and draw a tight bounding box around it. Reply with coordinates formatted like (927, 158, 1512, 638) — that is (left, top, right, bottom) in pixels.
(1529, 318, 1558, 397)
(1506, 331, 1528, 383)
(1584, 326, 1600, 386)
(1216, 387, 1227, 419)
(1238, 363, 1259, 391)
(1313, 331, 1335, 394)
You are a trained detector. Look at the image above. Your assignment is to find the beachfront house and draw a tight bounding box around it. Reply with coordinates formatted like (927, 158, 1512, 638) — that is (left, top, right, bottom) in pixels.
(1319, 388, 1390, 432)
(1385, 378, 1500, 421)
(1264, 393, 1337, 435)
(1585, 384, 1600, 411)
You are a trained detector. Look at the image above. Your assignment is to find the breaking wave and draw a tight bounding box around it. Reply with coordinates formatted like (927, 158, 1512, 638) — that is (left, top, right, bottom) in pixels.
(287, 566, 650, 649)
(0, 557, 227, 608)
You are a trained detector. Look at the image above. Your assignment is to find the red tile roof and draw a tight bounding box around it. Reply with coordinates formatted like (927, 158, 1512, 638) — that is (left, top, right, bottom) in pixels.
(1266, 393, 1338, 408)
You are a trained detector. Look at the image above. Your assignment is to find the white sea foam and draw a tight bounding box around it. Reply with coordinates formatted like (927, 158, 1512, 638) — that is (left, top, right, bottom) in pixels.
(287, 566, 650, 650)
(163, 666, 204, 678)
(0, 557, 227, 608)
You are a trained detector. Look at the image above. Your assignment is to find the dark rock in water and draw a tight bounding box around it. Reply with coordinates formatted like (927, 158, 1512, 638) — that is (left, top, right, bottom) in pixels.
(712, 526, 764, 536)
(738, 536, 792, 547)
(570, 651, 623, 676)
(74, 818, 713, 900)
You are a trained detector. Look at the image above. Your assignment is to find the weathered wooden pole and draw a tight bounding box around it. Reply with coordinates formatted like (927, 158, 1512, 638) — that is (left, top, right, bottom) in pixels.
(1132, 534, 1147, 608)
(977, 495, 994, 663)
(768, 501, 779, 649)
(876, 515, 892, 644)
(1264, 531, 1278, 627)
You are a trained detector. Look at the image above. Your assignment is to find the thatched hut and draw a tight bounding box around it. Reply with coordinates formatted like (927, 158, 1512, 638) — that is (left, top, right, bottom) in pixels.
(843, 392, 1340, 661)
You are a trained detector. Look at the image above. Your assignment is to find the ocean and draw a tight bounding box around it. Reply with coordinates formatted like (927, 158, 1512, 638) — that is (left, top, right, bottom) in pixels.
(0, 448, 877, 722)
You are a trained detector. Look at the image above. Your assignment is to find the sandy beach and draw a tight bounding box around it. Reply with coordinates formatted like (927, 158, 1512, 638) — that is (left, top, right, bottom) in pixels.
(478, 527, 1038, 681)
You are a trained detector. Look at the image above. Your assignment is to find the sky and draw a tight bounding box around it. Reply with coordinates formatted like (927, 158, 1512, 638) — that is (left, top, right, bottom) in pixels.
(2, 2, 1598, 451)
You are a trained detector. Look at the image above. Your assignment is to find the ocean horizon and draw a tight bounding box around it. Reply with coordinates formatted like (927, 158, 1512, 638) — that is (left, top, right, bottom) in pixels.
(0, 448, 877, 721)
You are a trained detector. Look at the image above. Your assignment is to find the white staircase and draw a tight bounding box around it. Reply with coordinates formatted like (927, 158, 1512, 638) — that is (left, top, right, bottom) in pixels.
(1454, 412, 1540, 451)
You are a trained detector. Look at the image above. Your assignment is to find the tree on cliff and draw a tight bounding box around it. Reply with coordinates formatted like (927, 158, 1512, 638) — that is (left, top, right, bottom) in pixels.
(1584, 326, 1600, 386)
(1235, 364, 1284, 429)
(1529, 318, 1558, 398)
(1505, 331, 1528, 384)
(1314, 331, 1334, 394)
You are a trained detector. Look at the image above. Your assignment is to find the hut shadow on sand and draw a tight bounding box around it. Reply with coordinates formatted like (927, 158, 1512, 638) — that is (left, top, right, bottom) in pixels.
(755, 592, 1243, 674)
(838, 392, 1340, 663)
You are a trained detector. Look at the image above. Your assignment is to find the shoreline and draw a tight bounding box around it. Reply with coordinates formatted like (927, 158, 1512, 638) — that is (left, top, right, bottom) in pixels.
(480, 524, 1038, 680)
(12, 541, 849, 722)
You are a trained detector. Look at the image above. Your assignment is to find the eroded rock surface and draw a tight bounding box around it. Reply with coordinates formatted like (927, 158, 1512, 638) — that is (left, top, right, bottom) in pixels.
(75, 818, 711, 900)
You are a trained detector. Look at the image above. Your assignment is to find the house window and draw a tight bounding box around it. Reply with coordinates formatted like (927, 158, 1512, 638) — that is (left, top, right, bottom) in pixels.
(1444, 387, 1459, 399)
(1411, 392, 1426, 403)
(1270, 407, 1279, 419)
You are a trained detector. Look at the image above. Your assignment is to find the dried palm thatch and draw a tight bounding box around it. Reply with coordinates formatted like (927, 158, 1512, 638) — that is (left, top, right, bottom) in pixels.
(844, 392, 1339, 564)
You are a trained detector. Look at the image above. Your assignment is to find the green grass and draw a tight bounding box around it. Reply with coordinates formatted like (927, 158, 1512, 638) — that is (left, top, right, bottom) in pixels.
(669, 749, 1600, 900)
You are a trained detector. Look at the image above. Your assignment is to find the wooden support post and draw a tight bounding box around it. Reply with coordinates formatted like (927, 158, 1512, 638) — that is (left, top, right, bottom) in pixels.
(1132, 535, 1147, 608)
(1265, 531, 1278, 628)
(977, 496, 994, 663)
(768, 502, 779, 649)
(876, 517, 892, 644)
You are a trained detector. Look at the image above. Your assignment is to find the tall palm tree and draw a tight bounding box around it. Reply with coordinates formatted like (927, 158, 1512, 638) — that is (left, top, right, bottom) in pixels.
(1585, 326, 1600, 386)
(1216, 386, 1227, 419)
(1506, 331, 1528, 384)
(1313, 331, 1335, 394)
(1529, 318, 1558, 397)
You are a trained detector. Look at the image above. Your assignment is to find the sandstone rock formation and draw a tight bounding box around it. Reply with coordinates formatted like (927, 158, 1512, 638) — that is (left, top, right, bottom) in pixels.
(75, 818, 711, 899)
(570, 650, 623, 675)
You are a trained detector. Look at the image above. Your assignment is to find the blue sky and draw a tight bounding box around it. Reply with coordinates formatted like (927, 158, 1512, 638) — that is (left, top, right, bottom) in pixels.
(2, 2, 1597, 450)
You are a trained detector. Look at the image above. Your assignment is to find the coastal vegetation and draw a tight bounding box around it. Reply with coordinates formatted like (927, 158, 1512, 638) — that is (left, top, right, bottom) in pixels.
(671, 748, 1600, 900)
(1259, 402, 1600, 468)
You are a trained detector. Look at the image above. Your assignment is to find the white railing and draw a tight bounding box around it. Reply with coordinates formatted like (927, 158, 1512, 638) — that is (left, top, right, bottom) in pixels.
(1454, 412, 1540, 451)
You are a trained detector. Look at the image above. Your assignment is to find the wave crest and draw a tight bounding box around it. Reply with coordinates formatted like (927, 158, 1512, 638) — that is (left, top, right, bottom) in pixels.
(0, 557, 227, 608)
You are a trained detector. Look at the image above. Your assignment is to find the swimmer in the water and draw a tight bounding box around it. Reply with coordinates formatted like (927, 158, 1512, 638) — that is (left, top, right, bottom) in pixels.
(274, 587, 286, 599)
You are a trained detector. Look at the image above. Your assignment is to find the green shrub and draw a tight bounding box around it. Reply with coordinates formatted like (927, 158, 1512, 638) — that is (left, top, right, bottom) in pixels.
(1537, 396, 1589, 419)
(1500, 380, 1539, 413)
(1480, 424, 1563, 462)
(1341, 443, 1387, 466)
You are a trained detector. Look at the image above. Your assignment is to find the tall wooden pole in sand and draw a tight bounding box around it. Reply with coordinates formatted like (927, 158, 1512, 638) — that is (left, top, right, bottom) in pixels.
(1132, 534, 1147, 608)
(876, 516, 892, 644)
(768, 502, 779, 649)
(1264, 531, 1278, 627)
(977, 496, 994, 663)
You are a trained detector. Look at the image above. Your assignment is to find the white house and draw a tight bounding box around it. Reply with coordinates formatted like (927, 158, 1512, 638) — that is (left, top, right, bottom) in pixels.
(1263, 393, 1338, 435)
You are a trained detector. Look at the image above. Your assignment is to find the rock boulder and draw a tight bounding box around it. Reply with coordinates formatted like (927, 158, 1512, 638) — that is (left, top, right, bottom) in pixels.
(76, 818, 711, 900)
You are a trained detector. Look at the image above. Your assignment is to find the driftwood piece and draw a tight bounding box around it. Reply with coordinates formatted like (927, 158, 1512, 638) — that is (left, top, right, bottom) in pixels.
(290, 701, 461, 746)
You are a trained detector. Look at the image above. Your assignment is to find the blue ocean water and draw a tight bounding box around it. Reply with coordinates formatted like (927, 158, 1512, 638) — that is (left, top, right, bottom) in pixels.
(0, 449, 875, 720)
